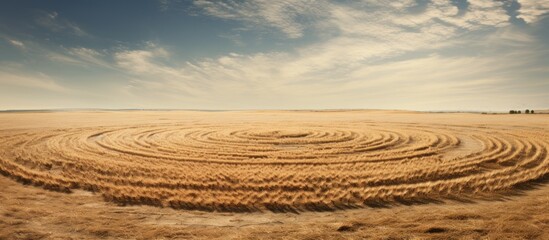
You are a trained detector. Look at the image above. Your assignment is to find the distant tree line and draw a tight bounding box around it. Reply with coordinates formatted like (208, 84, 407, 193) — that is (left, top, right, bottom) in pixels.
(509, 109, 535, 114)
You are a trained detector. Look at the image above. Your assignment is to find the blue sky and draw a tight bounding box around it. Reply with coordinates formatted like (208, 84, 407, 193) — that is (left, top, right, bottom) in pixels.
(0, 0, 548, 111)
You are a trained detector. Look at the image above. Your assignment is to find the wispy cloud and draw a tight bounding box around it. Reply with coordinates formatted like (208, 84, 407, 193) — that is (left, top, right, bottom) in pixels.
(6, 38, 25, 49)
(194, 0, 325, 38)
(193, 0, 518, 40)
(66, 47, 114, 68)
(0, 70, 71, 93)
(187, 0, 516, 79)
(115, 43, 208, 97)
(158, 0, 183, 12)
(158, 0, 171, 11)
(107, 30, 547, 110)
(35, 11, 89, 37)
(2, 0, 547, 110)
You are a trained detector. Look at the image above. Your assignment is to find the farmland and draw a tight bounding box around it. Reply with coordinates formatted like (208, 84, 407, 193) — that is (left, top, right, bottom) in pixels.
(0, 110, 548, 239)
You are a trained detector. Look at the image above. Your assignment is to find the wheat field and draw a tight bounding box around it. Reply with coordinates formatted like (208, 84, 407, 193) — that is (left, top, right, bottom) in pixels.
(1, 110, 548, 214)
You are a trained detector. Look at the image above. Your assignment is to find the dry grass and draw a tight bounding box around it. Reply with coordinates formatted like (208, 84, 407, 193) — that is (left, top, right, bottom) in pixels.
(0, 110, 548, 239)
(1, 111, 548, 212)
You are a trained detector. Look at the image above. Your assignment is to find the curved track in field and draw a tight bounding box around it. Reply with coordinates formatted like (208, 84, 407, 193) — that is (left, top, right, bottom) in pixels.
(0, 121, 548, 212)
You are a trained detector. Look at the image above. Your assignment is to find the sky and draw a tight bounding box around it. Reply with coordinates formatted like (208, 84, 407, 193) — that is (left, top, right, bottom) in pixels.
(0, 0, 548, 111)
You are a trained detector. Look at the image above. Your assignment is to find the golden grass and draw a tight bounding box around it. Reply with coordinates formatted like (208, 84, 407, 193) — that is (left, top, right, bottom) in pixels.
(0, 110, 547, 213)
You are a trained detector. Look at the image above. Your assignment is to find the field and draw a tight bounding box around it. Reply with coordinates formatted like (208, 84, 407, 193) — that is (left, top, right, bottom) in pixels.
(1, 110, 548, 239)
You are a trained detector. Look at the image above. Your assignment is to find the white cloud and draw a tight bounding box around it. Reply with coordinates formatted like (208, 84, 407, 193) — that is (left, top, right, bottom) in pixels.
(485, 26, 537, 46)
(36, 11, 89, 37)
(115, 45, 170, 74)
(6, 39, 25, 49)
(40, 46, 120, 71)
(194, 0, 515, 40)
(80, 0, 544, 110)
(158, 0, 170, 11)
(100, 1, 545, 109)
(158, 0, 182, 11)
(188, 1, 513, 81)
(517, 0, 549, 23)
(194, 0, 326, 38)
(66, 47, 114, 68)
(115, 44, 207, 97)
(110, 28, 547, 109)
(0, 70, 71, 93)
(189, 1, 514, 77)
(44, 47, 108, 69)
(7, 1, 546, 110)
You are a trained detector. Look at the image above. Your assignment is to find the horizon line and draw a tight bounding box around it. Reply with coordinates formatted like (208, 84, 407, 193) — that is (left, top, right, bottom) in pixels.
(1, 108, 545, 113)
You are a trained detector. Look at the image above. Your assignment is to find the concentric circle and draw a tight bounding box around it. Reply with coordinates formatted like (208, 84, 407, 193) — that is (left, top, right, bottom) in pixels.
(0, 121, 548, 212)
